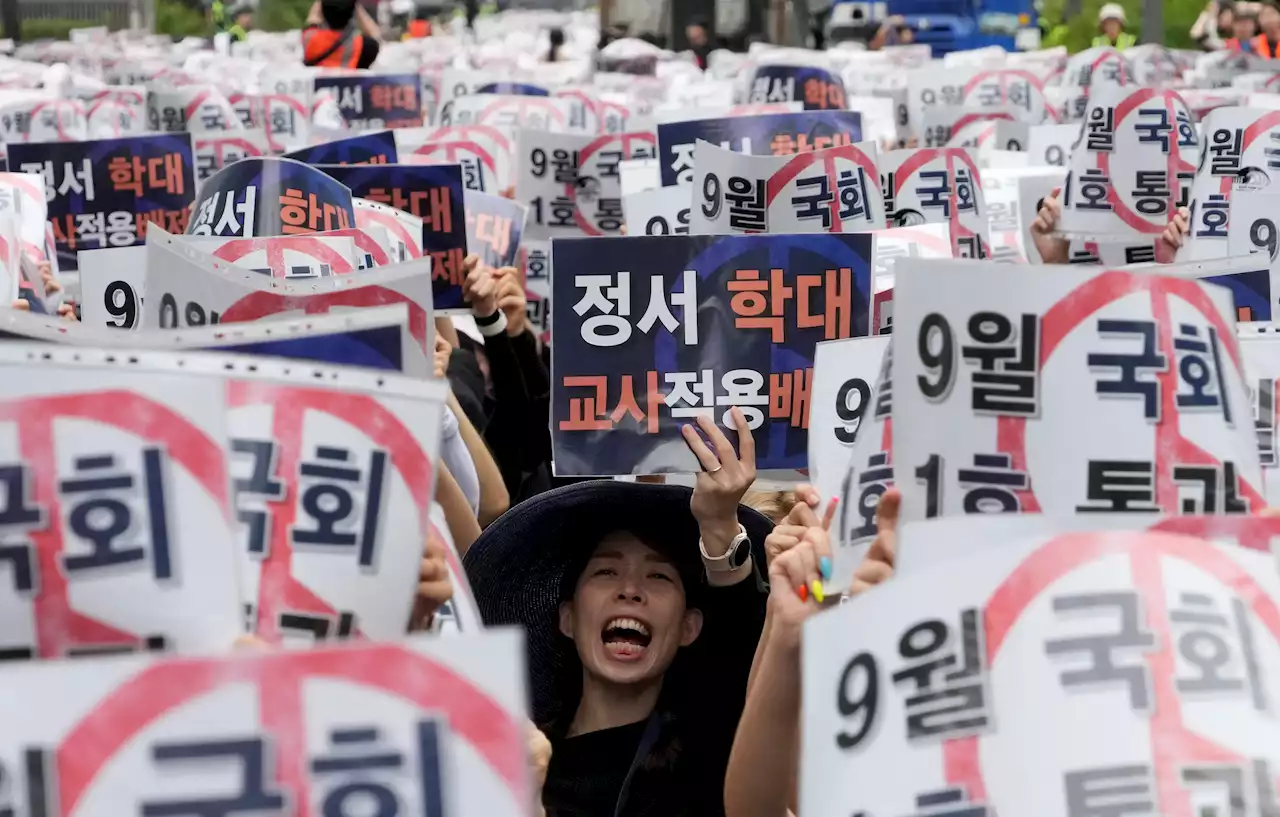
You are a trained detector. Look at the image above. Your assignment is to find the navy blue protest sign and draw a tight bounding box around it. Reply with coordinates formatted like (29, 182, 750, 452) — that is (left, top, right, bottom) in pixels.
(1204, 266, 1272, 322)
(463, 190, 526, 269)
(216, 326, 407, 370)
(551, 233, 873, 476)
(283, 130, 398, 165)
(318, 163, 469, 309)
(314, 74, 424, 129)
(746, 64, 848, 111)
(9, 133, 195, 270)
(656, 110, 863, 186)
(188, 157, 355, 238)
(476, 82, 550, 97)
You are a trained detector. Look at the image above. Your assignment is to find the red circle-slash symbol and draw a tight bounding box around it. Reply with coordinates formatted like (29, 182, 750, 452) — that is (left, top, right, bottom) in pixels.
(211, 236, 356, 277)
(477, 96, 567, 131)
(228, 382, 436, 643)
(571, 132, 657, 236)
(219, 285, 431, 351)
(765, 144, 882, 234)
(1096, 89, 1196, 235)
(994, 270, 1265, 512)
(0, 391, 229, 657)
(55, 643, 525, 816)
(892, 148, 990, 257)
(942, 527, 1280, 816)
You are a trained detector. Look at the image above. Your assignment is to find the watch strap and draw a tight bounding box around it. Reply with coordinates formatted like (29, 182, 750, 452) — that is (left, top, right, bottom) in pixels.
(700, 524, 749, 573)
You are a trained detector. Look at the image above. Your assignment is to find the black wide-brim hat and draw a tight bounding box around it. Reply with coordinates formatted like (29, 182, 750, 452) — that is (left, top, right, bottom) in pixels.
(463, 480, 773, 726)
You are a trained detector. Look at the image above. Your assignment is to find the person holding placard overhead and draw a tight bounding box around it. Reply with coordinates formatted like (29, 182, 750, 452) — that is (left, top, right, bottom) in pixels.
(465, 414, 771, 817)
(1093, 3, 1137, 49)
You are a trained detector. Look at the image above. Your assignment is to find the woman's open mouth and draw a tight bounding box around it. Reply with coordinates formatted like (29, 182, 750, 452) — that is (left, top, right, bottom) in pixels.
(601, 616, 652, 661)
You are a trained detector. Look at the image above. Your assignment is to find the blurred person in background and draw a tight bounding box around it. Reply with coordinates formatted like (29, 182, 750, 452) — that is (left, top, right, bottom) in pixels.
(686, 18, 712, 70)
(868, 16, 913, 49)
(303, 0, 383, 68)
(1227, 10, 1260, 48)
(1191, 0, 1234, 49)
(1093, 3, 1136, 48)
(227, 4, 254, 41)
(403, 4, 434, 38)
(1251, 0, 1280, 56)
(545, 27, 566, 62)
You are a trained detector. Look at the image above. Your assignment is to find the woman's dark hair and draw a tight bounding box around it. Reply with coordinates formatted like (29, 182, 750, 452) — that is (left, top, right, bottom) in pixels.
(321, 0, 356, 29)
(547, 26, 565, 61)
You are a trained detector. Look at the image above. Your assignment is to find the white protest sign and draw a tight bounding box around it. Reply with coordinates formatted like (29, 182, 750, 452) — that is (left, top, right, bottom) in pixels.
(0, 171, 54, 263)
(147, 85, 240, 133)
(141, 230, 435, 352)
(556, 87, 635, 134)
(1027, 122, 1080, 168)
(315, 227, 394, 270)
(618, 157, 662, 197)
(176, 234, 361, 279)
(983, 168, 1061, 263)
(81, 87, 147, 138)
(846, 94, 899, 149)
(516, 129, 657, 239)
(868, 222, 954, 335)
(0, 344, 242, 658)
(354, 197, 424, 263)
(438, 93, 586, 134)
(261, 92, 311, 152)
(193, 130, 270, 184)
(0, 632, 531, 817)
(520, 239, 551, 337)
(921, 107, 1019, 150)
(78, 245, 146, 330)
(398, 123, 516, 194)
(652, 101, 803, 125)
(689, 139, 885, 235)
(1059, 85, 1199, 240)
(0, 215, 20, 301)
(0, 97, 87, 143)
(907, 67, 1052, 140)
(0, 302, 428, 377)
(801, 524, 1280, 817)
(891, 260, 1264, 528)
(624, 185, 691, 236)
(880, 147, 990, 257)
(809, 335, 891, 511)
(1016, 171, 1067, 263)
(226, 358, 447, 645)
(1241, 331, 1280, 507)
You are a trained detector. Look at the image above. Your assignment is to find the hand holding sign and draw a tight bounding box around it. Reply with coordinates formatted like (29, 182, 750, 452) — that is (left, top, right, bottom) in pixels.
(1029, 189, 1068, 263)
(685, 408, 758, 563)
(410, 531, 455, 631)
(461, 253, 497, 316)
(495, 266, 528, 337)
(767, 525, 833, 636)
(848, 487, 898, 597)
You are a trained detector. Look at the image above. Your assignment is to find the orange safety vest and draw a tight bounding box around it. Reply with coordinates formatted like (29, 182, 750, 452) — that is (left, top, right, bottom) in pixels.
(1250, 33, 1277, 58)
(302, 27, 364, 68)
(407, 19, 430, 38)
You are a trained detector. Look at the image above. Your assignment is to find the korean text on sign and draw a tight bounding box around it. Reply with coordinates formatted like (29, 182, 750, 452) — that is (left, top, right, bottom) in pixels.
(891, 259, 1264, 526)
(8, 134, 195, 270)
(551, 233, 872, 476)
(189, 157, 356, 239)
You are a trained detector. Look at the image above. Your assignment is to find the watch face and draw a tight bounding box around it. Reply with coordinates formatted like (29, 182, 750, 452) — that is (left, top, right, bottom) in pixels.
(729, 537, 750, 569)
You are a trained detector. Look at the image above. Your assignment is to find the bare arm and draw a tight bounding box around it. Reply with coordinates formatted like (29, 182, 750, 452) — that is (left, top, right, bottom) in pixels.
(434, 316, 460, 349)
(305, 0, 323, 25)
(354, 3, 382, 40)
(436, 462, 483, 556)
(448, 390, 509, 527)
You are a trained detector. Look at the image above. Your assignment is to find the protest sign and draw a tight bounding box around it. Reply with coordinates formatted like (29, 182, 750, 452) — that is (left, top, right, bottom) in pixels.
(1240, 329, 1280, 507)
(141, 230, 435, 352)
(657, 110, 864, 186)
(744, 64, 847, 111)
(438, 67, 551, 105)
(7, 134, 195, 270)
(438, 93, 583, 133)
(0, 632, 530, 816)
(1016, 172, 1067, 263)
(1024, 123, 1079, 169)
(314, 73, 424, 129)
(146, 85, 239, 133)
(890, 260, 1263, 528)
(396, 123, 515, 194)
(318, 164, 468, 309)
(689, 139, 885, 235)
(463, 190, 526, 269)
(908, 67, 1052, 139)
(354, 197, 424, 264)
(845, 95, 900, 148)
(0, 172, 56, 265)
(868, 223, 955, 334)
(983, 168, 1061, 263)
(624, 185, 691, 235)
(316, 226, 392, 269)
(1058, 85, 1199, 240)
(517, 129, 657, 239)
(801, 523, 1280, 817)
(880, 147, 990, 257)
(551, 233, 872, 475)
(520, 239, 551, 338)
(0, 217, 18, 301)
(189, 158, 355, 239)
(556, 87, 634, 134)
(227, 358, 447, 644)
(3, 302, 427, 375)
(193, 130, 270, 183)
(618, 157, 661, 197)
(0, 344, 242, 658)
(0, 97, 87, 144)
(259, 92, 312, 152)
(808, 335, 890, 512)
(920, 107, 1018, 150)
(283, 130, 398, 165)
(80, 86, 146, 138)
